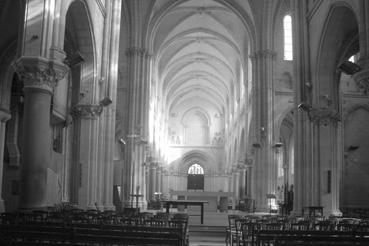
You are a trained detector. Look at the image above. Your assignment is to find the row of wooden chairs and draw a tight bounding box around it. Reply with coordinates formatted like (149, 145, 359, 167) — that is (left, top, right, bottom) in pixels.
(227, 214, 369, 246)
(1, 210, 189, 246)
(0, 223, 184, 245)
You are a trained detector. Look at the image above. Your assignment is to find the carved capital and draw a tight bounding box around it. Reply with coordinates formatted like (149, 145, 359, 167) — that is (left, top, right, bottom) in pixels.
(309, 108, 340, 125)
(0, 108, 11, 122)
(72, 104, 102, 119)
(353, 69, 369, 94)
(13, 57, 68, 93)
(125, 47, 151, 58)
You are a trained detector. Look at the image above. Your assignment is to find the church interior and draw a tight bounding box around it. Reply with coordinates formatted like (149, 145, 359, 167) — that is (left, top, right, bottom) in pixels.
(1, 0, 369, 245)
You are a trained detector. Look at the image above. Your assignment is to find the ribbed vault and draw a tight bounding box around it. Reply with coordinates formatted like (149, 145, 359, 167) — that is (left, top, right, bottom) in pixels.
(150, 0, 253, 155)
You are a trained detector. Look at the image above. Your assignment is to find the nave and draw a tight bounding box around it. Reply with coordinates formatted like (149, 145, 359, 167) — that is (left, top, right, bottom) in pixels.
(2, 206, 369, 246)
(2, 0, 369, 245)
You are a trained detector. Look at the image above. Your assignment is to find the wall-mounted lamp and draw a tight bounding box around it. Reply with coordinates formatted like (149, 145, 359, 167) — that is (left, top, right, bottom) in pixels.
(273, 142, 283, 148)
(118, 138, 126, 145)
(305, 82, 312, 89)
(297, 102, 312, 112)
(338, 61, 361, 75)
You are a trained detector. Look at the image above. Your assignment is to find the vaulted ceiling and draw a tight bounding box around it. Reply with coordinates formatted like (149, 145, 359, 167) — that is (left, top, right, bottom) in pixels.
(151, 0, 254, 123)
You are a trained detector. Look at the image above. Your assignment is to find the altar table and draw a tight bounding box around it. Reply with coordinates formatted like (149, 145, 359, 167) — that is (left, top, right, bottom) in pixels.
(163, 200, 209, 224)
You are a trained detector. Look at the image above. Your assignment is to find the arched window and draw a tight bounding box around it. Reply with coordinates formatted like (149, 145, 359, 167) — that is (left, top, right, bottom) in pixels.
(283, 15, 293, 61)
(187, 163, 204, 190)
(188, 163, 204, 174)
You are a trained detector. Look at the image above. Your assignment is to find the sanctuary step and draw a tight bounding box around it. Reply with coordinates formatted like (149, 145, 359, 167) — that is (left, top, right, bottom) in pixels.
(189, 225, 227, 246)
(188, 211, 228, 226)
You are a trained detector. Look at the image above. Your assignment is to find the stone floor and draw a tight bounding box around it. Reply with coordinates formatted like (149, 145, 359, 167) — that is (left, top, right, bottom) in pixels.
(188, 211, 229, 246)
(143, 209, 259, 246)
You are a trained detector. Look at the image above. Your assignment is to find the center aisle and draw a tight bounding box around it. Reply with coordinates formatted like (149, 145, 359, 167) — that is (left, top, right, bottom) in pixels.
(188, 211, 228, 246)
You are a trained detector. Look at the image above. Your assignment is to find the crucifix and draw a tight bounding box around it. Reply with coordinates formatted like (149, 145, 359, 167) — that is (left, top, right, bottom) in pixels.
(130, 185, 143, 213)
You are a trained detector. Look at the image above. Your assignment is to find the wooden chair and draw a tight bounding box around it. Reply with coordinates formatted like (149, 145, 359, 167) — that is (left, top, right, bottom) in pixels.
(226, 214, 243, 246)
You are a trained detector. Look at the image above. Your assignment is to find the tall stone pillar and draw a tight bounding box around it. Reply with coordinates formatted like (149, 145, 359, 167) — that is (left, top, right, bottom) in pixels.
(156, 165, 162, 196)
(232, 167, 240, 200)
(72, 104, 103, 209)
(358, 0, 369, 69)
(0, 109, 11, 212)
(126, 47, 151, 209)
(148, 162, 157, 201)
(291, 0, 314, 216)
(250, 49, 276, 212)
(239, 166, 247, 199)
(13, 57, 67, 209)
(354, 0, 369, 94)
(99, 0, 122, 211)
(244, 158, 253, 198)
(310, 110, 342, 216)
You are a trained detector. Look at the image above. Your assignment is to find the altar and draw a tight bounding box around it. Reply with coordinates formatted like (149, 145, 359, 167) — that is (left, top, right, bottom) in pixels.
(169, 191, 233, 212)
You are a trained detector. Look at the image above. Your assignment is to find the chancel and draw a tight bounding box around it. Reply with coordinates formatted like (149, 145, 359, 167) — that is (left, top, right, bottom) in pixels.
(1, 0, 369, 245)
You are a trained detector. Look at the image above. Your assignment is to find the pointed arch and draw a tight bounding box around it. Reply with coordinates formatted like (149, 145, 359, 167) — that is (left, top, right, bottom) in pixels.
(316, 3, 359, 105)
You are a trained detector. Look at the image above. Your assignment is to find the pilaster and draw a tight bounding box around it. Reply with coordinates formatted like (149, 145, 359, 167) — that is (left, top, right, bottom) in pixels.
(0, 109, 11, 212)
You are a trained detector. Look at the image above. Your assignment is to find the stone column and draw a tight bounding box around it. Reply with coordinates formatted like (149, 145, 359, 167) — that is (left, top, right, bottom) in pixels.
(126, 47, 151, 209)
(291, 0, 313, 216)
(148, 162, 157, 201)
(250, 49, 276, 212)
(357, 0, 369, 69)
(310, 109, 342, 216)
(98, 0, 122, 211)
(0, 109, 11, 212)
(13, 57, 67, 209)
(239, 166, 247, 200)
(232, 167, 240, 206)
(156, 165, 162, 196)
(245, 158, 253, 197)
(72, 104, 103, 209)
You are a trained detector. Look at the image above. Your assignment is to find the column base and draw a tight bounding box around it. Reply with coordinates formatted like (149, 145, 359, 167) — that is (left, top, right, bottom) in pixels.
(129, 198, 147, 210)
